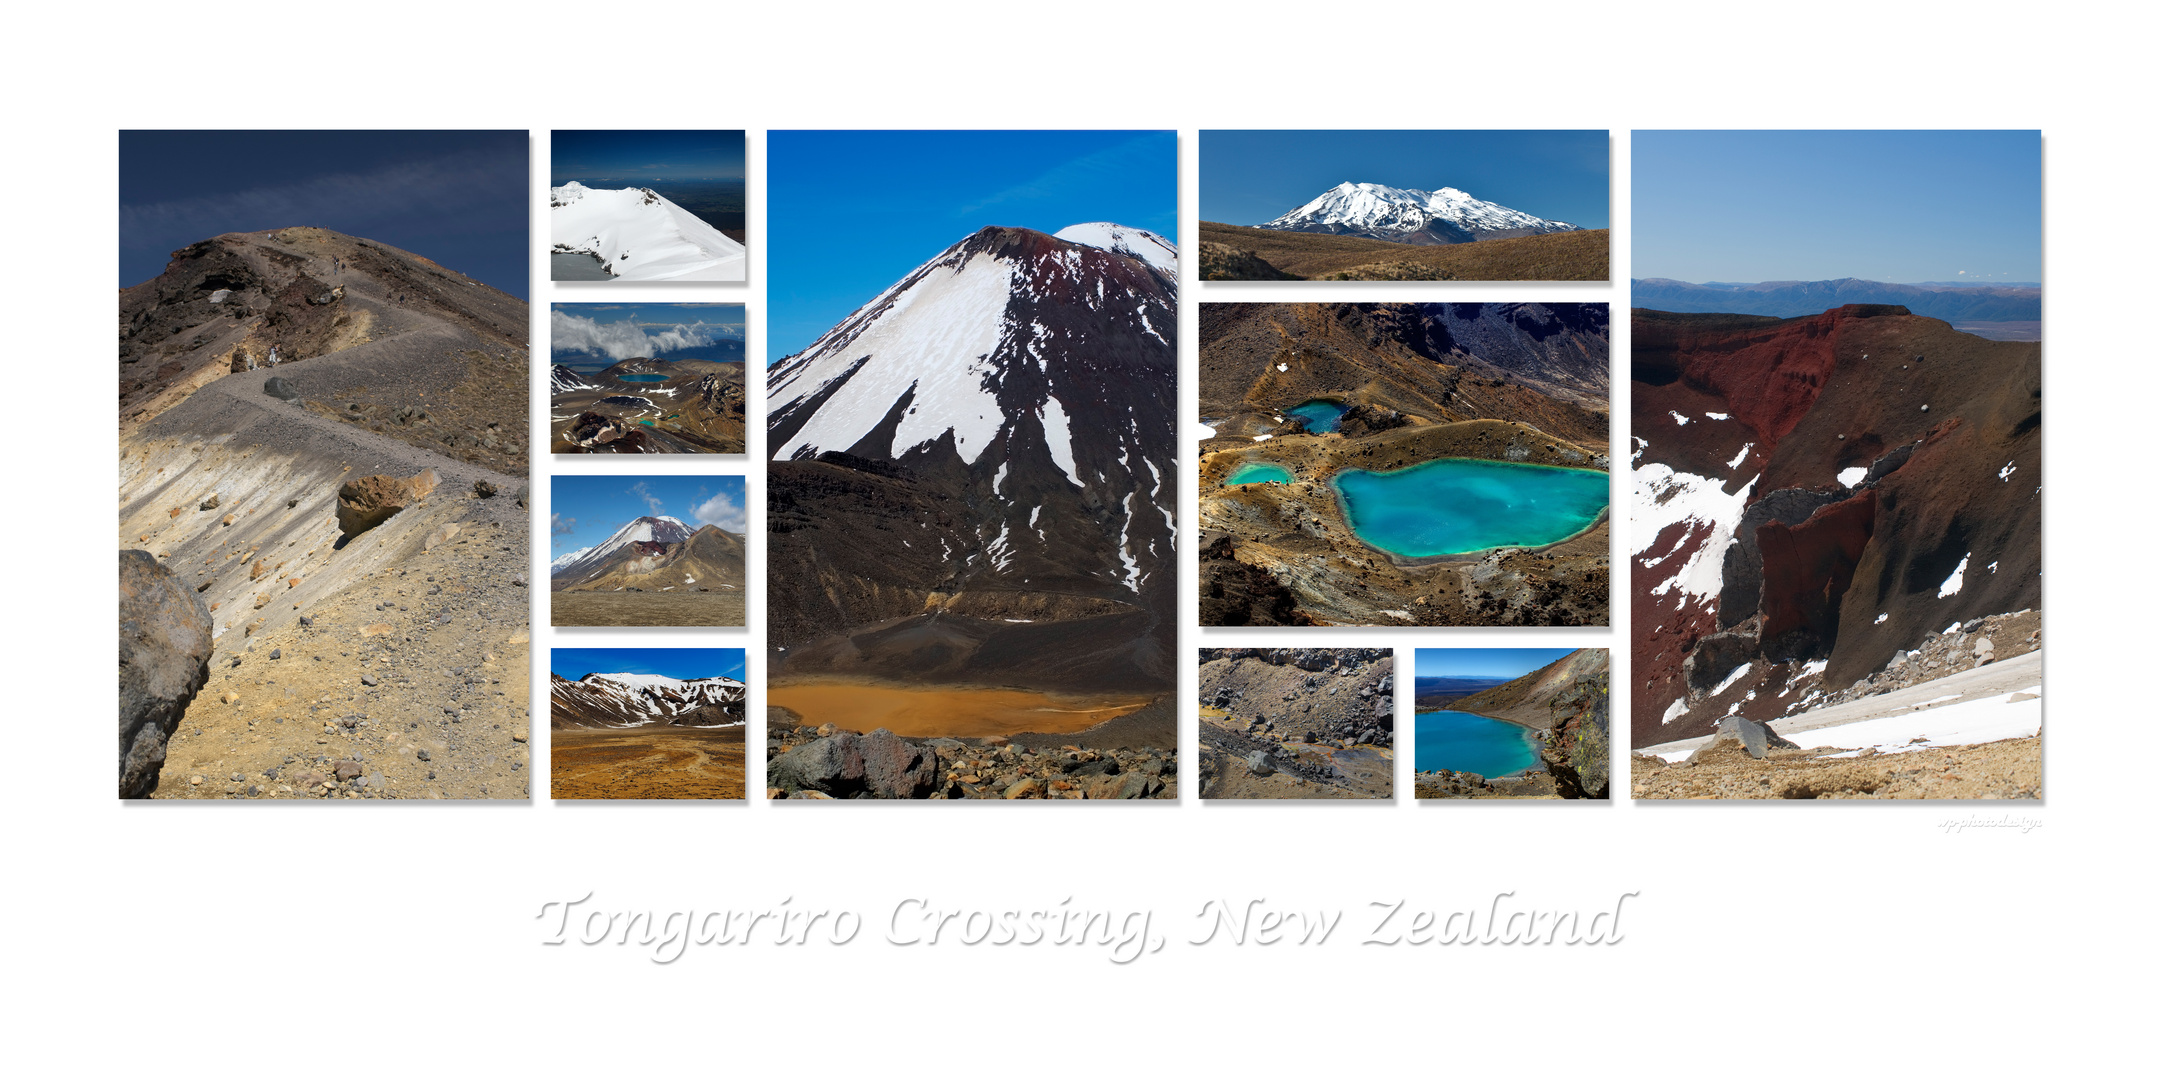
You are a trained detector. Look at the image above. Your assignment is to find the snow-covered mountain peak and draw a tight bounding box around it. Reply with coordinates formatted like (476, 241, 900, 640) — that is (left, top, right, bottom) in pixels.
(1053, 222, 1178, 277)
(550, 515, 697, 583)
(766, 224, 1176, 469)
(1262, 182, 1580, 241)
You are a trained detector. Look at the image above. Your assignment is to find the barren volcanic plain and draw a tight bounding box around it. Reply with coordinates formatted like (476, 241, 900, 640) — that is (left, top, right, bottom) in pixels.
(1199, 302, 1611, 626)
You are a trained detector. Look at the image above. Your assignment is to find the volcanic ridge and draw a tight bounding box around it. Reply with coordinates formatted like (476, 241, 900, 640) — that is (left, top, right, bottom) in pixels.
(1630, 303, 2042, 797)
(118, 227, 532, 800)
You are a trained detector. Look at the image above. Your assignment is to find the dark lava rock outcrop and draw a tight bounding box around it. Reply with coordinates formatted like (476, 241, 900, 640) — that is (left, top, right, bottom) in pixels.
(119, 550, 213, 797)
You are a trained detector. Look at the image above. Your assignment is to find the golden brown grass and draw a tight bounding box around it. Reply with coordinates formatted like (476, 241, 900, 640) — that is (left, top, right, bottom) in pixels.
(551, 725, 747, 800)
(1199, 222, 1609, 282)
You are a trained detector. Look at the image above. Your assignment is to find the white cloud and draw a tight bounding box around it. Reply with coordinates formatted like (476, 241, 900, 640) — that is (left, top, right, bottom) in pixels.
(692, 490, 746, 533)
(549, 513, 576, 536)
(551, 309, 734, 361)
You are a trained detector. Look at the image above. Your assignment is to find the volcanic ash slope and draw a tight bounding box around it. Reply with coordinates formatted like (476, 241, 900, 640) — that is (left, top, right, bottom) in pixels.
(118, 226, 532, 799)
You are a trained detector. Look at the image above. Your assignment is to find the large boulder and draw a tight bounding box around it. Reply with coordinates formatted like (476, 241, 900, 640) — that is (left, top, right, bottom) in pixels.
(857, 729, 939, 798)
(262, 376, 300, 402)
(336, 469, 437, 538)
(769, 729, 938, 798)
(119, 550, 213, 797)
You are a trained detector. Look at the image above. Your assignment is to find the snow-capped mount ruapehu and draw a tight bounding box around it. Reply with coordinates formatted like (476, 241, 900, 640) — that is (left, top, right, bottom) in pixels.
(1262, 182, 1583, 245)
(550, 672, 746, 729)
(550, 182, 746, 282)
(766, 221, 1178, 693)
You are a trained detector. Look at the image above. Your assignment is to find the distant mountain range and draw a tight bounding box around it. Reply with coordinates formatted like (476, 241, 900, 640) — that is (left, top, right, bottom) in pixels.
(550, 671, 746, 729)
(1632, 278, 2040, 322)
(1260, 182, 1582, 245)
(1415, 675, 1513, 695)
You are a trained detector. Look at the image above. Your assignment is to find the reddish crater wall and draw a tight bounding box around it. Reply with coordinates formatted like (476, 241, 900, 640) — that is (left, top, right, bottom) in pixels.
(1756, 491, 1877, 655)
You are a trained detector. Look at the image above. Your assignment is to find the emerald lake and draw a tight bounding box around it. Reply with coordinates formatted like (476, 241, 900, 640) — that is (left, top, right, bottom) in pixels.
(1333, 458, 1608, 557)
(1414, 710, 1539, 778)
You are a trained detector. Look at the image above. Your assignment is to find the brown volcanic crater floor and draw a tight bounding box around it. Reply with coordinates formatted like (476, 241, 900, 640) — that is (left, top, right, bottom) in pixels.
(551, 724, 746, 800)
(551, 590, 746, 627)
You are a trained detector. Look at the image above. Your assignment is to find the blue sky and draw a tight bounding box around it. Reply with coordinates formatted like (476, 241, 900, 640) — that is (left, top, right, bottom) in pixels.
(1414, 648, 1576, 679)
(551, 130, 745, 183)
(551, 302, 744, 366)
(1633, 130, 2041, 284)
(767, 130, 1176, 360)
(551, 647, 745, 682)
(551, 473, 747, 558)
(1201, 130, 1609, 230)
(120, 130, 528, 299)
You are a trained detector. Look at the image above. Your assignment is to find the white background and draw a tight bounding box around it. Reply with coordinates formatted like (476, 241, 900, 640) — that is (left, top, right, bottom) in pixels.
(16, 2, 2150, 1074)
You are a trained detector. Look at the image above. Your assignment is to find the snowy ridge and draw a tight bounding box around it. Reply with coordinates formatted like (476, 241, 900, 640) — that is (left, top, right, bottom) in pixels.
(1633, 461, 1757, 609)
(551, 672, 747, 728)
(1262, 181, 1580, 238)
(550, 182, 747, 282)
(551, 364, 597, 393)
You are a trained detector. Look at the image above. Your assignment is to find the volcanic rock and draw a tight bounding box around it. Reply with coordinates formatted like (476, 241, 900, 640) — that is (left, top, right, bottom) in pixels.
(119, 550, 214, 797)
(335, 469, 437, 538)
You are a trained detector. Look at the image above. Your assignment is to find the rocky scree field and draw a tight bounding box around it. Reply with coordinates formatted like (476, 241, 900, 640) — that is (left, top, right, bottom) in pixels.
(1196, 648, 1393, 800)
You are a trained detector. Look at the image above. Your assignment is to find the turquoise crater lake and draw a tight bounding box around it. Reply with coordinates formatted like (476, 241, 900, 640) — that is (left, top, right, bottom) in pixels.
(1286, 399, 1347, 433)
(1415, 710, 1539, 777)
(1332, 458, 1608, 557)
(1225, 462, 1294, 485)
(616, 373, 669, 382)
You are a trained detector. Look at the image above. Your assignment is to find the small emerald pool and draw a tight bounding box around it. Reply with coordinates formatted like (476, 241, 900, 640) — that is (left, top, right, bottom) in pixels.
(1286, 399, 1347, 433)
(1333, 458, 1608, 557)
(1225, 462, 1294, 485)
(1415, 710, 1539, 777)
(617, 373, 668, 382)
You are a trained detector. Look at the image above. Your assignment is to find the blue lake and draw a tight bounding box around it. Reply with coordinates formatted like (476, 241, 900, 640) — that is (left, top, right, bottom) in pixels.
(1226, 462, 1294, 485)
(616, 373, 668, 382)
(1286, 399, 1347, 433)
(551, 252, 613, 281)
(1333, 458, 1608, 557)
(1415, 710, 1538, 777)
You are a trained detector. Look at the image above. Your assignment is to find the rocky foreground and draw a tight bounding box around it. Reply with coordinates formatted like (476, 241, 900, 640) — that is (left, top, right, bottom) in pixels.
(766, 719, 1174, 800)
(1632, 735, 2040, 800)
(1196, 648, 1394, 799)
